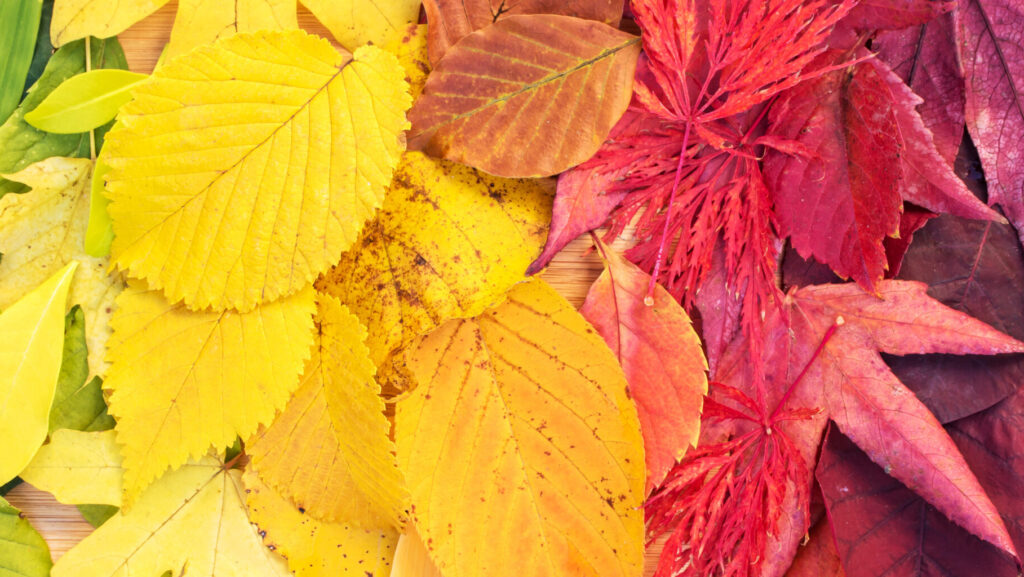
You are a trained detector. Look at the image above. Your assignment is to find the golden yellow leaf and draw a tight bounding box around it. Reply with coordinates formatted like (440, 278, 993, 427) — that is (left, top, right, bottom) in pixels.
(20, 429, 122, 507)
(164, 0, 299, 61)
(0, 157, 123, 379)
(105, 281, 316, 507)
(383, 23, 429, 101)
(105, 30, 411, 312)
(390, 531, 443, 577)
(52, 456, 291, 577)
(244, 467, 399, 577)
(248, 294, 408, 527)
(0, 262, 77, 485)
(316, 151, 552, 370)
(302, 0, 420, 51)
(51, 0, 170, 46)
(396, 279, 645, 577)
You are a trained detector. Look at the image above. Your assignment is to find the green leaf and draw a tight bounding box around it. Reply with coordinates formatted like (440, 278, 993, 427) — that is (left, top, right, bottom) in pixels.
(25, 70, 148, 134)
(0, 496, 52, 577)
(0, 37, 127, 197)
(22, 0, 54, 96)
(78, 504, 117, 528)
(0, 0, 42, 122)
(49, 305, 115, 433)
(84, 157, 112, 257)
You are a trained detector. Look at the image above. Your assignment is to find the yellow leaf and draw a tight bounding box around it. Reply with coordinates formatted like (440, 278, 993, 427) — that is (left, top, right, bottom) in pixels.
(302, 0, 420, 51)
(0, 262, 78, 485)
(51, 0, 170, 46)
(383, 23, 430, 101)
(390, 531, 443, 577)
(396, 279, 645, 577)
(105, 281, 316, 507)
(52, 456, 291, 577)
(0, 157, 123, 379)
(248, 294, 408, 527)
(21, 429, 122, 507)
(164, 0, 299, 61)
(244, 467, 399, 577)
(316, 151, 552, 370)
(105, 30, 411, 312)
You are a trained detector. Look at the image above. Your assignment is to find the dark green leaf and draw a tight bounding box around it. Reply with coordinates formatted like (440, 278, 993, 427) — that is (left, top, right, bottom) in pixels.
(49, 306, 115, 433)
(0, 0, 42, 122)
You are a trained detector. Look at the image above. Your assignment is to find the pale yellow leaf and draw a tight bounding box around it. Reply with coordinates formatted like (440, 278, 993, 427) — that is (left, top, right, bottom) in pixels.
(0, 262, 77, 485)
(105, 30, 411, 312)
(248, 294, 408, 527)
(164, 0, 299, 61)
(244, 467, 399, 577)
(21, 429, 122, 507)
(316, 151, 552, 370)
(52, 457, 291, 577)
(396, 279, 645, 577)
(105, 281, 316, 507)
(302, 0, 420, 51)
(390, 531, 443, 577)
(51, 0, 170, 46)
(0, 157, 123, 379)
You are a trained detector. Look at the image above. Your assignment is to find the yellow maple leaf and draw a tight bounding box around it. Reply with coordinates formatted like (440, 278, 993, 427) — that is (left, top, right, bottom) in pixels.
(244, 466, 399, 577)
(396, 278, 645, 577)
(303, 0, 421, 51)
(105, 29, 411, 313)
(0, 262, 78, 485)
(51, 0, 170, 46)
(390, 531, 443, 577)
(164, 0, 298, 61)
(248, 294, 408, 528)
(316, 151, 552, 372)
(0, 157, 123, 379)
(20, 429, 123, 507)
(105, 281, 316, 507)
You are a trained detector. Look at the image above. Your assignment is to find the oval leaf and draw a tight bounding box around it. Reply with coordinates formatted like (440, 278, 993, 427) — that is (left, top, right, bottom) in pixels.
(408, 14, 640, 177)
(24, 69, 148, 134)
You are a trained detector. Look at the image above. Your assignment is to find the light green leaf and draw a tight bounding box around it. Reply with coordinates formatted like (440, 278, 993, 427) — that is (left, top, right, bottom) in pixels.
(49, 305, 115, 433)
(84, 157, 113, 257)
(25, 69, 148, 133)
(0, 0, 43, 122)
(0, 496, 52, 577)
(0, 261, 78, 485)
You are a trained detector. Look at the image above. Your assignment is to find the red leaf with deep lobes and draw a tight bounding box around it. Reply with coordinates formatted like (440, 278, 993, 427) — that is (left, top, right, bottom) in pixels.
(957, 0, 1024, 247)
(837, 0, 954, 31)
(580, 238, 708, 494)
(816, 428, 1019, 577)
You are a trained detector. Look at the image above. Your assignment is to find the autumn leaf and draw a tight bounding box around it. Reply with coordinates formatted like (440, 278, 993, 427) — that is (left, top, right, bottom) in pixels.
(838, 0, 954, 31)
(397, 279, 645, 577)
(0, 496, 52, 577)
(408, 14, 640, 178)
(50, 0, 169, 45)
(302, 0, 421, 51)
(784, 520, 845, 577)
(244, 467, 400, 577)
(49, 306, 115, 433)
(316, 151, 552, 372)
(20, 429, 123, 507)
(105, 29, 411, 312)
(105, 281, 315, 506)
(390, 531, 444, 577)
(162, 0, 297, 61)
(0, 156, 123, 379)
(247, 294, 408, 528)
(580, 238, 707, 493)
(24, 69, 148, 133)
(383, 23, 430, 101)
(0, 261, 77, 486)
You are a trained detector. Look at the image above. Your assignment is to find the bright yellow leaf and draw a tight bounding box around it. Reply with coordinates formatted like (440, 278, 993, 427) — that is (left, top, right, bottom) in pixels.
(248, 294, 408, 527)
(244, 467, 399, 577)
(21, 429, 122, 507)
(51, 0, 170, 46)
(383, 24, 429, 101)
(0, 157, 123, 379)
(0, 262, 77, 485)
(396, 279, 645, 577)
(316, 151, 552, 371)
(105, 281, 316, 507)
(163, 0, 298, 61)
(390, 531, 443, 577)
(52, 456, 291, 577)
(105, 30, 411, 312)
(302, 0, 420, 51)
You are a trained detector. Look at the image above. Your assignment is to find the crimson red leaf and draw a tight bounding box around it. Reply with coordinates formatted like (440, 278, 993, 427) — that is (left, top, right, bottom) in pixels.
(883, 206, 935, 279)
(694, 242, 742, 377)
(838, 0, 954, 31)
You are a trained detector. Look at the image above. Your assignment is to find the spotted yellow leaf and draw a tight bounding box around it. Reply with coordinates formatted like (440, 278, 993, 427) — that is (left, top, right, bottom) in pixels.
(164, 0, 298, 61)
(105, 30, 411, 312)
(105, 281, 316, 506)
(248, 294, 407, 527)
(303, 0, 420, 50)
(244, 467, 399, 577)
(0, 157, 123, 378)
(21, 429, 122, 507)
(51, 0, 170, 46)
(383, 23, 429, 101)
(316, 151, 552, 372)
(397, 279, 645, 577)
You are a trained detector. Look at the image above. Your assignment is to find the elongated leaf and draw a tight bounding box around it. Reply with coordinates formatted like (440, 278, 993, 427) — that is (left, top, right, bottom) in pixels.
(50, 306, 114, 432)
(105, 30, 411, 312)
(409, 14, 640, 177)
(0, 496, 52, 577)
(0, 261, 77, 485)
(21, 429, 122, 506)
(51, 0, 169, 46)
(397, 279, 645, 577)
(0, 0, 42, 122)
(105, 281, 316, 507)
(164, 0, 297, 61)
(302, 0, 421, 51)
(25, 69, 148, 133)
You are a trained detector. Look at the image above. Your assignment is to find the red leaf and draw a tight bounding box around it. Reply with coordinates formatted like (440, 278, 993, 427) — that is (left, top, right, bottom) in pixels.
(883, 206, 935, 279)
(580, 238, 708, 494)
(816, 428, 1018, 577)
(838, 0, 954, 31)
(694, 241, 743, 377)
(784, 518, 846, 577)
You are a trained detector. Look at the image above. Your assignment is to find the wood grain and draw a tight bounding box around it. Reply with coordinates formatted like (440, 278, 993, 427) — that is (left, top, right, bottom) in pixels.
(5, 3, 661, 572)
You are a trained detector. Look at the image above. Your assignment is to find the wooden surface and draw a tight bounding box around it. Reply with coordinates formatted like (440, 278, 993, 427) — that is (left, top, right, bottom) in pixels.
(4, 3, 665, 572)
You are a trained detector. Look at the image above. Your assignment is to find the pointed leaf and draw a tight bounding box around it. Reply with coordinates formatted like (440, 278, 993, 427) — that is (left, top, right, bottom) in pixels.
(20, 429, 122, 507)
(163, 0, 297, 61)
(51, 0, 169, 46)
(49, 306, 115, 433)
(302, 0, 421, 51)
(0, 496, 52, 577)
(105, 30, 411, 312)
(24, 69, 148, 133)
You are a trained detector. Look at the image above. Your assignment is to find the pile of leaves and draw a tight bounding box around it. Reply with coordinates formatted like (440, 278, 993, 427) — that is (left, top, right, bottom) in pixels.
(0, 0, 1022, 576)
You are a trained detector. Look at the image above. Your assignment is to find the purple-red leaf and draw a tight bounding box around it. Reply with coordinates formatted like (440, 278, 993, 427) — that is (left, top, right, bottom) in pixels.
(838, 0, 954, 32)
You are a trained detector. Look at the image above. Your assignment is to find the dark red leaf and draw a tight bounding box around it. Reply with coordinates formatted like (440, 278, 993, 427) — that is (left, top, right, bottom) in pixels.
(883, 206, 935, 279)
(837, 0, 954, 32)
